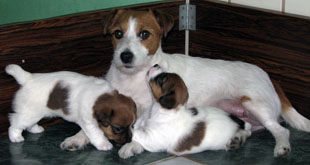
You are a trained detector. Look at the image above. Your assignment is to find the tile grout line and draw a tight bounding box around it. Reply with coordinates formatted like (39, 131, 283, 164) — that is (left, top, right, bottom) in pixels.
(181, 155, 205, 165)
(147, 155, 177, 165)
(281, 0, 285, 13)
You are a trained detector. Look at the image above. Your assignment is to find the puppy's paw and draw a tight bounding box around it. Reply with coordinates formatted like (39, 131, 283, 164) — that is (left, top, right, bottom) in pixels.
(9, 127, 24, 143)
(60, 135, 89, 151)
(274, 143, 290, 157)
(9, 135, 25, 143)
(226, 136, 243, 150)
(118, 141, 144, 159)
(226, 129, 250, 150)
(95, 141, 113, 151)
(27, 124, 44, 134)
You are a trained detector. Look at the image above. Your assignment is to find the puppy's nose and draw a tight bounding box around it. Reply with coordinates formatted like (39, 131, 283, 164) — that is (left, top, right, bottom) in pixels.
(120, 51, 134, 64)
(153, 64, 159, 68)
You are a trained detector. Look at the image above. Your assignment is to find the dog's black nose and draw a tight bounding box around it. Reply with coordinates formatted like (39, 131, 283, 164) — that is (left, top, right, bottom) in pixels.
(153, 64, 159, 68)
(120, 51, 134, 64)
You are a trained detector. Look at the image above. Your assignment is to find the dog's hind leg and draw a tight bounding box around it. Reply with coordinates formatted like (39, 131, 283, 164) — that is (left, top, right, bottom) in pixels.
(242, 99, 290, 157)
(27, 124, 44, 134)
(9, 112, 43, 143)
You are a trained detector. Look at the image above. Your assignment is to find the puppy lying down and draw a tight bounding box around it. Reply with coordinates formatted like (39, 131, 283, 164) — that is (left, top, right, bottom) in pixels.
(118, 65, 250, 158)
(5, 64, 136, 151)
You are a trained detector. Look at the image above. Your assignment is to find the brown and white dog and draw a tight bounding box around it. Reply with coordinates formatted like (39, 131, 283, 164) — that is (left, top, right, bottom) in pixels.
(118, 65, 250, 158)
(63, 9, 310, 157)
(5, 64, 136, 151)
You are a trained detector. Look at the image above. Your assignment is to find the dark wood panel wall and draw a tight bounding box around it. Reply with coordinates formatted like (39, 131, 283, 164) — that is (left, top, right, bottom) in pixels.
(0, 0, 309, 134)
(190, 0, 310, 118)
(0, 1, 184, 134)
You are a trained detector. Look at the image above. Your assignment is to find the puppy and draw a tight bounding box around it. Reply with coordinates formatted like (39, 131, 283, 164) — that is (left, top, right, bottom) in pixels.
(5, 64, 136, 151)
(65, 9, 310, 157)
(118, 65, 250, 158)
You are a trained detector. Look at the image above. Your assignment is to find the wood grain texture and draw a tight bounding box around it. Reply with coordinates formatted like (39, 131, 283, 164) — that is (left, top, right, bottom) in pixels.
(0, 1, 184, 134)
(190, 0, 310, 118)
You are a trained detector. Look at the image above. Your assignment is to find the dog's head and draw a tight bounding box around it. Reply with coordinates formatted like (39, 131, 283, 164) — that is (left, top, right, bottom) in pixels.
(93, 91, 137, 145)
(147, 65, 188, 109)
(103, 9, 174, 74)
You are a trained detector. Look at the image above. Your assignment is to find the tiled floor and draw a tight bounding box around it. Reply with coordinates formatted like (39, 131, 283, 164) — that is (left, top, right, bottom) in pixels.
(0, 122, 309, 165)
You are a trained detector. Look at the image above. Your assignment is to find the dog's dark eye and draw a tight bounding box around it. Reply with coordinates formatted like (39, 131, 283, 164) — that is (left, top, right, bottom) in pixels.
(139, 30, 150, 40)
(155, 73, 168, 87)
(114, 30, 123, 39)
(113, 126, 125, 133)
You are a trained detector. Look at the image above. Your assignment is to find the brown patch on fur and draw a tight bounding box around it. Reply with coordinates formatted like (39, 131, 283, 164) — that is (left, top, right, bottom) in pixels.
(47, 81, 69, 115)
(93, 91, 137, 144)
(149, 73, 189, 109)
(152, 10, 175, 38)
(175, 121, 206, 152)
(103, 9, 174, 55)
(272, 80, 292, 113)
(240, 96, 251, 103)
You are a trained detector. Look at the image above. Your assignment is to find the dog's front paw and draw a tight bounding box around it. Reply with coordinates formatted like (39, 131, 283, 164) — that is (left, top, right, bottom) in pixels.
(118, 141, 144, 159)
(95, 141, 113, 151)
(274, 143, 290, 157)
(60, 135, 89, 151)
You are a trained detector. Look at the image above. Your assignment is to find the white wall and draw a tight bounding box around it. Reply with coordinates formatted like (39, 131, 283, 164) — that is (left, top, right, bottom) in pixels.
(216, 0, 310, 17)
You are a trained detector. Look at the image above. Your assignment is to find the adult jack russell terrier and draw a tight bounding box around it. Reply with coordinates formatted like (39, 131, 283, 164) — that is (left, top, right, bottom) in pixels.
(118, 65, 250, 158)
(6, 64, 136, 151)
(64, 9, 310, 157)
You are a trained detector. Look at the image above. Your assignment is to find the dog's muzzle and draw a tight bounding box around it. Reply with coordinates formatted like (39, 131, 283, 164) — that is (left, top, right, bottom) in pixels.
(146, 64, 163, 81)
(120, 51, 134, 64)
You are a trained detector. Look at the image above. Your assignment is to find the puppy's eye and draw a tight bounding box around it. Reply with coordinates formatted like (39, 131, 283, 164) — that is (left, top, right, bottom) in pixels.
(114, 30, 123, 39)
(155, 73, 168, 87)
(139, 30, 150, 40)
(114, 126, 125, 133)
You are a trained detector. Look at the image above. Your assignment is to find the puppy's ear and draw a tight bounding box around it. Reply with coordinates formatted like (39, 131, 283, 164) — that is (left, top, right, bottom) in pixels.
(152, 9, 174, 38)
(102, 9, 123, 35)
(159, 91, 176, 109)
(93, 94, 116, 127)
(176, 82, 189, 106)
(94, 108, 114, 127)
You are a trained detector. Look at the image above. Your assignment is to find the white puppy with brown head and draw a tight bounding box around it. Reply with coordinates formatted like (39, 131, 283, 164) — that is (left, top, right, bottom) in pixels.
(118, 65, 249, 158)
(64, 9, 310, 157)
(5, 64, 136, 151)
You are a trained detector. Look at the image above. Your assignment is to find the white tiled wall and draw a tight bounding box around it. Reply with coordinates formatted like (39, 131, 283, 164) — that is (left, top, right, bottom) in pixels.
(285, 0, 310, 17)
(230, 0, 282, 11)
(213, 0, 310, 17)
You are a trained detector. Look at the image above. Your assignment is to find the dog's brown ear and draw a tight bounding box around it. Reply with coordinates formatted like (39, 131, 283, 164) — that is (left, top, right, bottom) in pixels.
(102, 9, 123, 35)
(175, 80, 189, 106)
(94, 108, 114, 127)
(152, 9, 174, 38)
(93, 94, 115, 127)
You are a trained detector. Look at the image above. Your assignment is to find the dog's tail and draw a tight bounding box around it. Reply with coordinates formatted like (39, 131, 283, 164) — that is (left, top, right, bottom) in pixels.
(273, 81, 310, 132)
(5, 64, 32, 85)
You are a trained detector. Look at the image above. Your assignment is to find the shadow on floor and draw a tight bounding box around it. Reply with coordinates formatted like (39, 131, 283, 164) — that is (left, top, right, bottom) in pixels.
(0, 122, 309, 165)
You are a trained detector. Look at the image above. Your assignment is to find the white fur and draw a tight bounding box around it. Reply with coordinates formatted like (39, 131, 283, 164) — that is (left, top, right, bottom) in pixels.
(109, 17, 310, 157)
(63, 13, 310, 157)
(119, 98, 243, 159)
(118, 66, 251, 159)
(6, 64, 114, 151)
